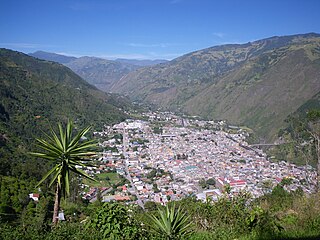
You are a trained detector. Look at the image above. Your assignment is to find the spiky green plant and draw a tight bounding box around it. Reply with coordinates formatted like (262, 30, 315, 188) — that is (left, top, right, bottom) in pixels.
(149, 203, 193, 240)
(30, 120, 97, 225)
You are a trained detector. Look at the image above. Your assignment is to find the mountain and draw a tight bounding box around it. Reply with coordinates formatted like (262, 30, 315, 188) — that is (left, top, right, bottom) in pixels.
(64, 56, 139, 92)
(111, 33, 320, 141)
(29, 51, 140, 91)
(1, 48, 130, 134)
(292, 91, 320, 117)
(0, 48, 130, 176)
(29, 50, 77, 64)
(29, 52, 167, 92)
(115, 58, 168, 66)
(269, 90, 320, 166)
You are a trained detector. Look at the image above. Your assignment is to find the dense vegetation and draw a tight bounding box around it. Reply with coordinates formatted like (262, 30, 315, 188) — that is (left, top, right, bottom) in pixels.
(0, 48, 131, 175)
(0, 48, 132, 224)
(1, 183, 320, 239)
(270, 92, 320, 167)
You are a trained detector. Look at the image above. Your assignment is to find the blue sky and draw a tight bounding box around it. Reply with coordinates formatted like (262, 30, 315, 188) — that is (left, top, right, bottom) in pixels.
(1, 0, 320, 60)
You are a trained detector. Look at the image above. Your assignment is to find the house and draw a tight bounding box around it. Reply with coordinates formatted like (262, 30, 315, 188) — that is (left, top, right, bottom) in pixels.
(216, 177, 247, 192)
(114, 195, 131, 201)
(29, 193, 40, 201)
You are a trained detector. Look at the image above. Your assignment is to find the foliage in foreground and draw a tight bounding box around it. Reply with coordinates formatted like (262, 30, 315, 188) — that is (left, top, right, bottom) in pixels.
(86, 202, 147, 240)
(30, 120, 97, 224)
(148, 203, 193, 240)
(2, 187, 320, 240)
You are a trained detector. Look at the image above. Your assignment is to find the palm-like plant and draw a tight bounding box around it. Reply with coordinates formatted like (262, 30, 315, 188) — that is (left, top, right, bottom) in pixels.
(149, 203, 193, 240)
(30, 120, 97, 225)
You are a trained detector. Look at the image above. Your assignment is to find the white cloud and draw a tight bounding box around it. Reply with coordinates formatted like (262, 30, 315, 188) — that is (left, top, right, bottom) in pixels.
(0, 45, 183, 61)
(98, 52, 182, 60)
(212, 32, 226, 38)
(0, 42, 55, 49)
(214, 40, 242, 45)
(98, 53, 152, 60)
(125, 42, 179, 48)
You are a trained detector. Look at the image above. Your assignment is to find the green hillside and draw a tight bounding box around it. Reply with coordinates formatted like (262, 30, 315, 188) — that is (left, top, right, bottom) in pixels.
(111, 33, 320, 140)
(294, 91, 320, 116)
(0, 48, 128, 177)
(270, 91, 320, 166)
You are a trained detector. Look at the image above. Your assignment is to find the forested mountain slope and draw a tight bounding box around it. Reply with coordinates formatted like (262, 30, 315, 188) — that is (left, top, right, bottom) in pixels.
(0, 48, 128, 177)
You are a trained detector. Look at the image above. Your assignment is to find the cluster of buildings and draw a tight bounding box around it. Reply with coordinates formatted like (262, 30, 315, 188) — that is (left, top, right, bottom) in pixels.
(87, 111, 316, 205)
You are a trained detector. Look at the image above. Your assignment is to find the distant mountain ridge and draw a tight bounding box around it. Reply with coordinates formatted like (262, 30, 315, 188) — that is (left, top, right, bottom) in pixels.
(64, 56, 139, 92)
(29, 51, 168, 92)
(29, 50, 77, 64)
(115, 58, 168, 66)
(110, 33, 320, 141)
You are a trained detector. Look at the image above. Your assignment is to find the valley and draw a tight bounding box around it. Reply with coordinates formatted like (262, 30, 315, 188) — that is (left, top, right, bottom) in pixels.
(1, 34, 320, 240)
(82, 111, 316, 206)
(2, 0, 320, 238)
(29, 51, 168, 92)
(111, 33, 320, 141)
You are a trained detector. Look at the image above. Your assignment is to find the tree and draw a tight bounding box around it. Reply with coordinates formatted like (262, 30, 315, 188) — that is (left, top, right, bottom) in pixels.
(307, 110, 320, 191)
(95, 188, 102, 207)
(30, 120, 97, 225)
(87, 202, 144, 239)
(261, 180, 273, 194)
(199, 179, 209, 189)
(153, 183, 160, 193)
(224, 183, 231, 195)
(144, 201, 159, 212)
(206, 178, 216, 186)
(281, 113, 317, 187)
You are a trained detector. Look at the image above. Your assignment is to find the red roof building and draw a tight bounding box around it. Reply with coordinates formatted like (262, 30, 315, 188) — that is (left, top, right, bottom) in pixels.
(29, 193, 40, 201)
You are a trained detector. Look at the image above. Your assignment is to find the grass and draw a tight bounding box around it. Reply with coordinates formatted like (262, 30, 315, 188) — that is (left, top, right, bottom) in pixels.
(83, 172, 120, 188)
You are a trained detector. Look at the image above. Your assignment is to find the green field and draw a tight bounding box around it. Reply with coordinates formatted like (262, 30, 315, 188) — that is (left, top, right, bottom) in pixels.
(83, 172, 120, 188)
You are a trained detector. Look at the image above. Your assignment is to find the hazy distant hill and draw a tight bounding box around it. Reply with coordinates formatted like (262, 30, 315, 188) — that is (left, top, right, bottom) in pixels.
(29, 50, 77, 64)
(64, 56, 139, 92)
(111, 33, 320, 140)
(115, 58, 168, 66)
(29, 51, 167, 92)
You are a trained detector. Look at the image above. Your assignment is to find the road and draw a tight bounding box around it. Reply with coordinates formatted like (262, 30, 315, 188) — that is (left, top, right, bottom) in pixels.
(89, 187, 113, 203)
(123, 128, 145, 209)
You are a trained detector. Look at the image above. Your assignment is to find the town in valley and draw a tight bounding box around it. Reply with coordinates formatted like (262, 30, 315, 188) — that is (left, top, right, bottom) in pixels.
(81, 111, 316, 206)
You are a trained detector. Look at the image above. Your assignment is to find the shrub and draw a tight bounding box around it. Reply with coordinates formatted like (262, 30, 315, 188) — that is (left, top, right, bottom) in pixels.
(148, 203, 194, 240)
(86, 202, 146, 239)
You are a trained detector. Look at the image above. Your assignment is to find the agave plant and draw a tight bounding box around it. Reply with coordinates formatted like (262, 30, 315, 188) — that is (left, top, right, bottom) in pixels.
(30, 120, 97, 225)
(149, 203, 193, 240)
